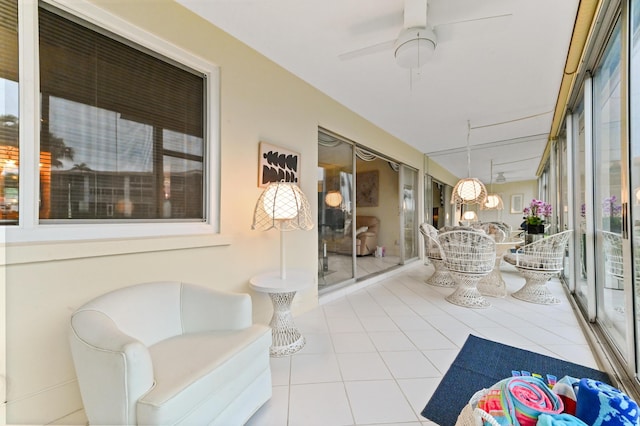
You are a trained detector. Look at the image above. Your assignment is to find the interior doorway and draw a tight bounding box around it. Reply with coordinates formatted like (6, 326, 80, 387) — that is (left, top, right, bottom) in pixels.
(318, 130, 406, 291)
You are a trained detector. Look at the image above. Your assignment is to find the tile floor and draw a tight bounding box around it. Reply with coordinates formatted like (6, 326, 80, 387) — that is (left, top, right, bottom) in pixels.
(246, 261, 599, 426)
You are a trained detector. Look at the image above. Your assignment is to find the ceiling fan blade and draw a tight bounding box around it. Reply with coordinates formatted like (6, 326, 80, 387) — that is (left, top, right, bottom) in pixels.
(435, 13, 512, 44)
(338, 39, 395, 61)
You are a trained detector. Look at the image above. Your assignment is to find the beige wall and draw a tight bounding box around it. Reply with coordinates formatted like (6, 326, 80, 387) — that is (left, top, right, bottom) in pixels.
(355, 158, 401, 257)
(476, 180, 539, 231)
(424, 155, 459, 187)
(3, 0, 425, 424)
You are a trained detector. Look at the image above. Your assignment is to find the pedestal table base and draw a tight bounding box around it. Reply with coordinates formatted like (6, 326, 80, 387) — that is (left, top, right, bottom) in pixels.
(268, 291, 306, 357)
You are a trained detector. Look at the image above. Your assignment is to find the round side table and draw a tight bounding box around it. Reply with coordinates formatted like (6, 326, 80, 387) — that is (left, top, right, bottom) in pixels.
(249, 269, 313, 357)
(478, 238, 524, 297)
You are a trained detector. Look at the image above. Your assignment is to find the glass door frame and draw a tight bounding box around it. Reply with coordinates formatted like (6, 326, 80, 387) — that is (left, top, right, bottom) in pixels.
(400, 164, 419, 264)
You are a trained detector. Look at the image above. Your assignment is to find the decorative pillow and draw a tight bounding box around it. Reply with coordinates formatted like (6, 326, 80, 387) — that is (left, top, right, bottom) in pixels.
(355, 226, 369, 236)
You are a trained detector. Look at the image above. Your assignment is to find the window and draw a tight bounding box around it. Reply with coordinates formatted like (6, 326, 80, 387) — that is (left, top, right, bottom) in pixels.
(39, 5, 205, 221)
(4, 1, 220, 242)
(0, 0, 19, 225)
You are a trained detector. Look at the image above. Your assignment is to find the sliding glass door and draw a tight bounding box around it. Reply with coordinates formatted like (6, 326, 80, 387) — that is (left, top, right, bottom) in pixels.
(573, 99, 589, 311)
(318, 133, 355, 288)
(593, 19, 628, 359)
(630, 0, 640, 375)
(401, 165, 418, 262)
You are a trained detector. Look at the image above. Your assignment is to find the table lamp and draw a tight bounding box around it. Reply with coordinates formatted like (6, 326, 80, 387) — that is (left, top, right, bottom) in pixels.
(252, 181, 313, 279)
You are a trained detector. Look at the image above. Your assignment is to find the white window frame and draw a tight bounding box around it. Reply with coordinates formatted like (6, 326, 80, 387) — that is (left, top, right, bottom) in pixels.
(8, 0, 221, 244)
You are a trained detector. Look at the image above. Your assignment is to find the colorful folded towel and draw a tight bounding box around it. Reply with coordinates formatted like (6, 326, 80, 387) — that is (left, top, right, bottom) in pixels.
(537, 413, 588, 425)
(553, 376, 580, 415)
(505, 377, 564, 426)
(478, 376, 564, 426)
(575, 378, 639, 426)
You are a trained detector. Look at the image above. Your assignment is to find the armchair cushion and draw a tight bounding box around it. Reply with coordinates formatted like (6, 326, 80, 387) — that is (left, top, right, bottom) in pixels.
(328, 215, 380, 256)
(355, 226, 369, 236)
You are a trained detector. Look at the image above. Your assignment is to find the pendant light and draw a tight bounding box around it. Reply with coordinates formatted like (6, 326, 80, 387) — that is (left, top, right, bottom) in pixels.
(451, 121, 487, 205)
(482, 159, 504, 210)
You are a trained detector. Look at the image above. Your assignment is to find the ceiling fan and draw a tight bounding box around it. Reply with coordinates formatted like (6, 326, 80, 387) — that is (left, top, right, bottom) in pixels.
(339, 0, 511, 69)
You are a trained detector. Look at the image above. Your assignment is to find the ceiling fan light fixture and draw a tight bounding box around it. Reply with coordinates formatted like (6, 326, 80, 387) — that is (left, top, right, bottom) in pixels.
(394, 27, 436, 68)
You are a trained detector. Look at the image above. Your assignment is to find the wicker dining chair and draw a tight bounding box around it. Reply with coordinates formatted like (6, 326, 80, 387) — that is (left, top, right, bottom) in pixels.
(419, 223, 455, 287)
(602, 230, 624, 289)
(503, 230, 573, 305)
(437, 230, 496, 308)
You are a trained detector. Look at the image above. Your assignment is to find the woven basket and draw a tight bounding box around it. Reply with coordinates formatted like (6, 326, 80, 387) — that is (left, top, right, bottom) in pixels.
(455, 389, 501, 426)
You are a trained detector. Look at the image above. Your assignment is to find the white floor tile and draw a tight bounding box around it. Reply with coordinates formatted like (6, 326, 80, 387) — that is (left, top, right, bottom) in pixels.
(298, 332, 335, 354)
(326, 315, 365, 333)
(267, 263, 599, 426)
(269, 356, 291, 386)
(245, 385, 289, 426)
(290, 353, 342, 384)
(368, 331, 417, 351)
(288, 382, 354, 426)
(337, 352, 393, 381)
(389, 313, 434, 331)
(345, 380, 419, 424)
(381, 351, 441, 379)
(331, 332, 376, 353)
(359, 315, 400, 332)
(404, 329, 457, 350)
(422, 348, 459, 375)
(397, 377, 442, 416)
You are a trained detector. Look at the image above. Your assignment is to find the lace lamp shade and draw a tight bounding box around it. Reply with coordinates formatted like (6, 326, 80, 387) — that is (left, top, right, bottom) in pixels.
(252, 182, 313, 232)
(451, 178, 488, 205)
(482, 194, 504, 210)
(462, 210, 478, 222)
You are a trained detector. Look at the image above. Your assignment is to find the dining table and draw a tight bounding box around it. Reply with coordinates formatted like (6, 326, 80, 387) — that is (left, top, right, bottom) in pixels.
(478, 237, 525, 298)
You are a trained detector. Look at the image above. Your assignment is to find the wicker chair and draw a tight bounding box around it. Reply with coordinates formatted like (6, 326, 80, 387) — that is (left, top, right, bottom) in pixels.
(475, 222, 507, 242)
(503, 230, 573, 304)
(419, 223, 455, 287)
(602, 231, 624, 289)
(438, 230, 496, 308)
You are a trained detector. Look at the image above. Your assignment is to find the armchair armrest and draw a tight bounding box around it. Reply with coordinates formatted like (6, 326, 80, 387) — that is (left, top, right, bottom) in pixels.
(69, 310, 154, 425)
(180, 283, 252, 333)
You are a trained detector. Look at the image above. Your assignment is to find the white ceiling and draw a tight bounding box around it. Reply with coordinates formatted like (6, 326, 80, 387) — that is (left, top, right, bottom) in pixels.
(177, 0, 579, 184)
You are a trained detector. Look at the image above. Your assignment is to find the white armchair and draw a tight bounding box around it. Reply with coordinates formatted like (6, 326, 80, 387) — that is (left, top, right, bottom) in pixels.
(69, 281, 272, 425)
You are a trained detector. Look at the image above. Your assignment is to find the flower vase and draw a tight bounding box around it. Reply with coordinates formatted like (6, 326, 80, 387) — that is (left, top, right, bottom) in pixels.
(526, 224, 545, 234)
(604, 218, 622, 233)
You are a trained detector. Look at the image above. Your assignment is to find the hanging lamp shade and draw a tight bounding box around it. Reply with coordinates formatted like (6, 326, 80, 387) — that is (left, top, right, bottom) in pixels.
(480, 160, 503, 210)
(462, 210, 478, 222)
(452, 178, 487, 205)
(252, 181, 313, 231)
(482, 194, 504, 210)
(451, 120, 487, 205)
(324, 191, 343, 208)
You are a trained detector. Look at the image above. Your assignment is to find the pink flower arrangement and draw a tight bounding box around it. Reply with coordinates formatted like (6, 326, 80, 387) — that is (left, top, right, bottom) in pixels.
(523, 199, 552, 226)
(602, 195, 622, 217)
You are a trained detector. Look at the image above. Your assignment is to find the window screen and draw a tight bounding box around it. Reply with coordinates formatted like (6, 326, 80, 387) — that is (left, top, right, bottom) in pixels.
(39, 5, 205, 221)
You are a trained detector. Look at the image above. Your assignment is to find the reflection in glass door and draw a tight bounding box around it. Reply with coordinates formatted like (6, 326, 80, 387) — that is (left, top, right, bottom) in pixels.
(593, 19, 627, 358)
(318, 133, 355, 288)
(630, 0, 640, 374)
(401, 165, 418, 262)
(573, 100, 589, 310)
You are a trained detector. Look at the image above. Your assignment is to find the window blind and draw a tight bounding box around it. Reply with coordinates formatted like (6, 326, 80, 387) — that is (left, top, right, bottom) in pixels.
(38, 5, 206, 221)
